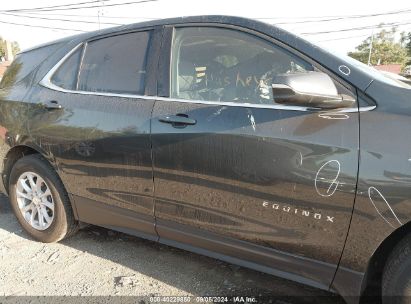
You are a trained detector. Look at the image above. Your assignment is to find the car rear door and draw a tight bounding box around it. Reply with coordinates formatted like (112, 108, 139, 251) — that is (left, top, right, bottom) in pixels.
(26, 28, 161, 240)
(151, 25, 359, 288)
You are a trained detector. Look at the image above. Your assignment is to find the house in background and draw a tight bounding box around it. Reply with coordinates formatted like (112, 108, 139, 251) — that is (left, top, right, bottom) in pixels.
(373, 64, 403, 75)
(373, 63, 411, 81)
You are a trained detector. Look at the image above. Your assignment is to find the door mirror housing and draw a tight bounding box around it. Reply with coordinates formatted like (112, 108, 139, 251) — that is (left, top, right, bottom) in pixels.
(272, 71, 355, 109)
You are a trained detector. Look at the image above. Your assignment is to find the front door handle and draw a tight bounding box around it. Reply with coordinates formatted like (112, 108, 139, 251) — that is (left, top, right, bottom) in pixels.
(42, 100, 63, 110)
(159, 114, 197, 127)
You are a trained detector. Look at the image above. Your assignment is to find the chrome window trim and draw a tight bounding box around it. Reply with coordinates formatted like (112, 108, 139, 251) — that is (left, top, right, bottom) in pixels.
(40, 43, 83, 91)
(40, 43, 376, 113)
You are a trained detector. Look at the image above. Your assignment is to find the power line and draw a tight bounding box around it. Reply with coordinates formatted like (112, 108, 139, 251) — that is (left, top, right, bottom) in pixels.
(316, 26, 411, 42)
(301, 20, 411, 35)
(4, 5, 411, 26)
(1, 4, 410, 40)
(1, 0, 103, 13)
(274, 9, 411, 25)
(255, 7, 411, 21)
(0, 12, 123, 26)
(317, 33, 371, 42)
(24, 9, 408, 22)
(25, 10, 411, 23)
(0, 0, 158, 13)
(18, 11, 155, 20)
(0, 20, 85, 32)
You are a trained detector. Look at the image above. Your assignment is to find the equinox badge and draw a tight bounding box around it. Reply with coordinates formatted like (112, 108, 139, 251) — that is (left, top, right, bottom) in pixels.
(262, 201, 335, 223)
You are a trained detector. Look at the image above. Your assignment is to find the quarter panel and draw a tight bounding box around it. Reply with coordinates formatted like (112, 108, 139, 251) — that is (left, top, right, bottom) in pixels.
(333, 94, 411, 297)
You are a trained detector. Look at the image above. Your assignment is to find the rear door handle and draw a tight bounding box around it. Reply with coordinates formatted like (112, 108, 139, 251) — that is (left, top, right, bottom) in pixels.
(159, 114, 197, 127)
(42, 100, 63, 110)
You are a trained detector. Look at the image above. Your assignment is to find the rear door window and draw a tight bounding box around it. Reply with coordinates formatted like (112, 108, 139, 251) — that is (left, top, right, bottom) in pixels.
(78, 31, 151, 95)
(51, 31, 151, 95)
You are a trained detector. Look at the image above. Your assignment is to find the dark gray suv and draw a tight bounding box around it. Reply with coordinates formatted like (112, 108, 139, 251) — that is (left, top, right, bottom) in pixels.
(0, 15, 410, 304)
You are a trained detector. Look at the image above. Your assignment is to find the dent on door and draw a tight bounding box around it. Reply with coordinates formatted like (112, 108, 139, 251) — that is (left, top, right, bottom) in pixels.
(151, 99, 359, 285)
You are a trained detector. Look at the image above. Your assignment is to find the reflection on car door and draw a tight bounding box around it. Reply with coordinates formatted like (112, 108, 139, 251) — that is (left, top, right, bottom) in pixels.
(151, 26, 359, 288)
(28, 29, 160, 240)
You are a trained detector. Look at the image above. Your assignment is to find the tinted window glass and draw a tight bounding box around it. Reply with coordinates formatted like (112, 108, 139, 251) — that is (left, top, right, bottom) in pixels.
(51, 46, 83, 90)
(171, 27, 315, 104)
(78, 31, 150, 95)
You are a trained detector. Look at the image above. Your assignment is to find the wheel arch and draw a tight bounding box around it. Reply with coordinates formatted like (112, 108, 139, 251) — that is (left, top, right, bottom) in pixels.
(361, 221, 411, 297)
(2, 144, 60, 195)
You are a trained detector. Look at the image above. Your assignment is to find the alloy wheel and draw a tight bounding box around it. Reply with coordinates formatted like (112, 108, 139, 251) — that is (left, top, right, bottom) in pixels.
(15, 171, 55, 231)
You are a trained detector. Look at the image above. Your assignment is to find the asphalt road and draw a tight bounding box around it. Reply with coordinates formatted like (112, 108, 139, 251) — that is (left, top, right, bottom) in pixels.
(0, 193, 345, 304)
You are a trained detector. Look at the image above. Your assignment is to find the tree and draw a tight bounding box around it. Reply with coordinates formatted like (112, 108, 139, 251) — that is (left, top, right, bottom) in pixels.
(11, 41, 20, 56)
(348, 27, 408, 66)
(0, 36, 20, 59)
(405, 32, 411, 66)
(400, 31, 407, 47)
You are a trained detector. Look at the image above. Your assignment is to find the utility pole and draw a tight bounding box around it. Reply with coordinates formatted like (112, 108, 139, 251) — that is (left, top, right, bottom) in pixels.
(367, 31, 374, 66)
(4, 40, 14, 62)
(97, 0, 105, 30)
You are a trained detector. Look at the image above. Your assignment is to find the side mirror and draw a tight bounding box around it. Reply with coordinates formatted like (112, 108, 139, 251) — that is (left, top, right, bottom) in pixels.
(272, 71, 355, 109)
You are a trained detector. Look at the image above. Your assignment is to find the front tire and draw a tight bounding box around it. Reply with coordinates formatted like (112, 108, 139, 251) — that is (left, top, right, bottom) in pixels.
(8, 154, 78, 242)
(382, 234, 411, 304)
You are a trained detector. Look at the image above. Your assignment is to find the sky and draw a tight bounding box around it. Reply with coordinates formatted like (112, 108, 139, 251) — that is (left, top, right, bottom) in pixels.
(0, 0, 411, 55)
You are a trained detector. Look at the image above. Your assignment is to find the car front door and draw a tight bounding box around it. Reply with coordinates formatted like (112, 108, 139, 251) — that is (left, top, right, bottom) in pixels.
(151, 26, 359, 288)
(27, 29, 161, 240)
